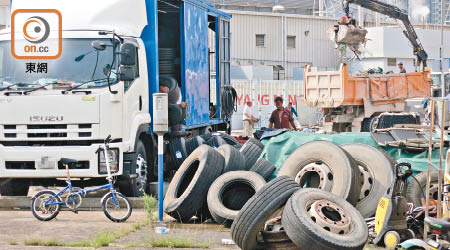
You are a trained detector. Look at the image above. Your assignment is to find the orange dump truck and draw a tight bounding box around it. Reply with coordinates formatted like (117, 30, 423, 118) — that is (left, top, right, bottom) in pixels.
(303, 63, 431, 132)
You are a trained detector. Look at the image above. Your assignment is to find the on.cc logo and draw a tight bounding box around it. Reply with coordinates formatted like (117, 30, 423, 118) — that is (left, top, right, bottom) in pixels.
(23, 16, 50, 44)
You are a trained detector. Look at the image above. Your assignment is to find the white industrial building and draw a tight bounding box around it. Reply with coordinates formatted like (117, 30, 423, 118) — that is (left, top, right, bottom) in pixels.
(0, 0, 9, 30)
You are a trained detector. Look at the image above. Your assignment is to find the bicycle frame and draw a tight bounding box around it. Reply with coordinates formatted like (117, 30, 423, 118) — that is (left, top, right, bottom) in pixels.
(44, 137, 120, 207)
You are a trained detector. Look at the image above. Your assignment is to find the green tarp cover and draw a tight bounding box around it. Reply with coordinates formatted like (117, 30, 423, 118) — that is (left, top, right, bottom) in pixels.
(260, 132, 446, 176)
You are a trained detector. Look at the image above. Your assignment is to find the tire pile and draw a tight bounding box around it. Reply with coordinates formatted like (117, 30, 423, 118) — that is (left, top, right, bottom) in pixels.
(165, 137, 398, 250)
(164, 134, 275, 225)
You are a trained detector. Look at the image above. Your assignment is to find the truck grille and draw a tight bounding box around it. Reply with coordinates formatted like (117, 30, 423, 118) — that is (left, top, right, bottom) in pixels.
(1, 124, 94, 140)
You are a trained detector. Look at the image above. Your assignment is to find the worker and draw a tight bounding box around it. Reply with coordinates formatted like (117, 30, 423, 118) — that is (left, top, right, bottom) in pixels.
(242, 101, 257, 138)
(398, 61, 406, 73)
(287, 102, 298, 118)
(269, 97, 297, 130)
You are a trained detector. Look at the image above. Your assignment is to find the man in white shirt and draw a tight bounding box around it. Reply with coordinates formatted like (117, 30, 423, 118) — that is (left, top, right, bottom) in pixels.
(243, 101, 257, 138)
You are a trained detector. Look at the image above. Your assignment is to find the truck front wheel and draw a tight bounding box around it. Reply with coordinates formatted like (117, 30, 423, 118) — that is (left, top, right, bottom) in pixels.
(119, 140, 149, 197)
(0, 179, 30, 196)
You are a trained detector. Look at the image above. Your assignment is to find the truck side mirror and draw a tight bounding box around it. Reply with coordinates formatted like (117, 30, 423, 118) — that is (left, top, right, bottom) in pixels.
(92, 40, 107, 51)
(118, 66, 136, 81)
(120, 43, 137, 66)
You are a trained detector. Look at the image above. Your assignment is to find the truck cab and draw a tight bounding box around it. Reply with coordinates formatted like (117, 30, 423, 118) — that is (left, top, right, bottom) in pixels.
(0, 0, 232, 197)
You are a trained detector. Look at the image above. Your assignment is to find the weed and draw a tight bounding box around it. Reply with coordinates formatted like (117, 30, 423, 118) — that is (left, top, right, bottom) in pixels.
(92, 229, 117, 248)
(24, 238, 64, 247)
(124, 242, 140, 247)
(150, 237, 210, 248)
(8, 240, 18, 245)
(143, 194, 158, 221)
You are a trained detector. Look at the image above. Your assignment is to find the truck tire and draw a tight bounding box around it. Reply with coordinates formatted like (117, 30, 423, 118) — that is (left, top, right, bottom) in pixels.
(341, 143, 395, 218)
(168, 104, 183, 126)
(118, 140, 149, 197)
(185, 136, 205, 155)
(207, 171, 266, 226)
(0, 179, 30, 196)
(240, 138, 265, 170)
(159, 76, 181, 104)
(164, 145, 225, 222)
(230, 176, 300, 250)
(277, 141, 360, 206)
(250, 158, 276, 181)
(282, 188, 368, 250)
(406, 171, 440, 208)
(216, 144, 246, 173)
(206, 136, 226, 149)
(168, 136, 188, 170)
(210, 132, 241, 148)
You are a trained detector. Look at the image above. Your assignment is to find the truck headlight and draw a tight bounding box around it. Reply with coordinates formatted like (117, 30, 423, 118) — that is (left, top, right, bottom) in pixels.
(98, 148, 119, 174)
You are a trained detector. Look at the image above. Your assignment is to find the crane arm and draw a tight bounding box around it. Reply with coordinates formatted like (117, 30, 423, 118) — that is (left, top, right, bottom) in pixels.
(344, 0, 428, 68)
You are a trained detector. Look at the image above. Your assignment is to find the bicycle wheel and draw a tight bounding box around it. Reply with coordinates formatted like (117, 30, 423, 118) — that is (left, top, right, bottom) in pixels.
(102, 192, 132, 223)
(31, 190, 61, 221)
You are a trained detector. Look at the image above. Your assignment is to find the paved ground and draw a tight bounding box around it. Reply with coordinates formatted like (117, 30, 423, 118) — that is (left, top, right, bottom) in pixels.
(0, 210, 238, 250)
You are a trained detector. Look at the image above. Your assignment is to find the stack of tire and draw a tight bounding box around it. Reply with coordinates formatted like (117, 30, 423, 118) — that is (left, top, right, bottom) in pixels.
(230, 140, 397, 250)
(164, 136, 276, 226)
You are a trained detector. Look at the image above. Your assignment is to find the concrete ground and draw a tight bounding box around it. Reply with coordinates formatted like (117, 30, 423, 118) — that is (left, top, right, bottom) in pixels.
(0, 210, 238, 250)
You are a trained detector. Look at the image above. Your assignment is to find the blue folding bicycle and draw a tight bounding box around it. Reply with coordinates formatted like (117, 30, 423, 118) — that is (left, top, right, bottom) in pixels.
(31, 136, 132, 222)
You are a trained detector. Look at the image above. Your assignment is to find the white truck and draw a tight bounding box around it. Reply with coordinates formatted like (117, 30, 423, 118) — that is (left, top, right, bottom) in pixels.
(0, 0, 232, 196)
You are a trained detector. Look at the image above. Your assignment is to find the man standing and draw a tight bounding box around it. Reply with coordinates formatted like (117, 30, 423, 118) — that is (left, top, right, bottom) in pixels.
(398, 61, 406, 73)
(243, 101, 257, 138)
(287, 102, 298, 118)
(269, 97, 297, 130)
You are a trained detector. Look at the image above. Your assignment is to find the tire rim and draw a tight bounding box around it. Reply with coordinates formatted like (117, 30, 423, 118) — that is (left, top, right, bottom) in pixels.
(429, 183, 440, 200)
(358, 165, 374, 202)
(136, 154, 148, 193)
(307, 199, 350, 234)
(35, 194, 58, 216)
(295, 162, 333, 191)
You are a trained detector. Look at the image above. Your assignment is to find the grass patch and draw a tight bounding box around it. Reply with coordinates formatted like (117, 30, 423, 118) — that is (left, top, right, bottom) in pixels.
(150, 237, 210, 249)
(23, 220, 150, 248)
(143, 194, 158, 221)
(24, 238, 64, 247)
(124, 242, 141, 247)
(8, 240, 18, 245)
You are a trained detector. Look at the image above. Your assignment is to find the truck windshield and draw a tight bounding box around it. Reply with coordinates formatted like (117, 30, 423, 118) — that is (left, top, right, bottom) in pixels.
(0, 38, 119, 91)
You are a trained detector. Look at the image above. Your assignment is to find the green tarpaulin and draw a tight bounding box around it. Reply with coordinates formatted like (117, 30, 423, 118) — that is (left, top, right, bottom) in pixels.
(260, 132, 446, 176)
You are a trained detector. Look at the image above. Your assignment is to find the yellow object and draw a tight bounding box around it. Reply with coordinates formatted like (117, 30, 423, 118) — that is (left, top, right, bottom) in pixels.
(375, 197, 390, 235)
(384, 232, 399, 247)
(82, 96, 96, 102)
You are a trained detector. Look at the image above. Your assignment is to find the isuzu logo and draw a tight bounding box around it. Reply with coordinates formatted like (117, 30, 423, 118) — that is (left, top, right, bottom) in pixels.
(30, 115, 63, 122)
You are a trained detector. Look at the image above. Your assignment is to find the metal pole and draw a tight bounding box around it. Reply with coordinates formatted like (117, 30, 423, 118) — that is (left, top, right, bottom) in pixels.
(425, 99, 435, 239)
(438, 99, 446, 219)
(157, 134, 164, 222)
(441, 0, 446, 98)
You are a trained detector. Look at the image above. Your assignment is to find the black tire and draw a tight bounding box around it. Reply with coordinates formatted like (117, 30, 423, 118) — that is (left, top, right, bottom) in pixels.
(102, 192, 132, 223)
(250, 158, 276, 181)
(160, 76, 181, 104)
(207, 171, 266, 226)
(206, 136, 226, 149)
(240, 138, 265, 171)
(185, 136, 205, 155)
(168, 104, 183, 126)
(31, 190, 61, 221)
(168, 136, 188, 170)
(407, 171, 440, 208)
(216, 144, 246, 173)
(118, 140, 149, 197)
(341, 143, 395, 218)
(277, 140, 360, 206)
(0, 179, 30, 196)
(210, 132, 241, 148)
(282, 188, 368, 250)
(230, 176, 300, 250)
(164, 145, 225, 222)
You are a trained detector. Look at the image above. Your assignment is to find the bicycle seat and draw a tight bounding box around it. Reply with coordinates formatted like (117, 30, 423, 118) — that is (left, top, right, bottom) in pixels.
(425, 217, 450, 231)
(60, 158, 78, 165)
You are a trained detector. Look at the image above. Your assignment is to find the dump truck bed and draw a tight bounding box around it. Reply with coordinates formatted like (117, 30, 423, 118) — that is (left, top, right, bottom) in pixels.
(303, 64, 431, 108)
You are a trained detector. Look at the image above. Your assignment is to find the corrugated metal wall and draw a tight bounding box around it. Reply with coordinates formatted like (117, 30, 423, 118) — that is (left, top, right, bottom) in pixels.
(214, 10, 341, 80)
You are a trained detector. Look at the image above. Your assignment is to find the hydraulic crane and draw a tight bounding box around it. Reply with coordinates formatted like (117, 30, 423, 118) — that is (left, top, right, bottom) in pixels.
(339, 0, 428, 70)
